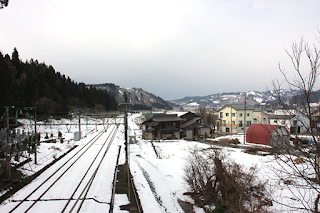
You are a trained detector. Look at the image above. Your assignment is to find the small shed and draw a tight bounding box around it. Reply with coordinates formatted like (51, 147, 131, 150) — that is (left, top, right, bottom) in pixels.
(246, 124, 289, 147)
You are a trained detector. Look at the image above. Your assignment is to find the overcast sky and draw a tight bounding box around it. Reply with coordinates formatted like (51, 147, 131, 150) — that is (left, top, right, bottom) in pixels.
(1, 0, 319, 100)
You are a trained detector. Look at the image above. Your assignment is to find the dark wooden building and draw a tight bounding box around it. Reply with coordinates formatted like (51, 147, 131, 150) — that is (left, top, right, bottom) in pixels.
(141, 114, 182, 140)
(180, 112, 202, 139)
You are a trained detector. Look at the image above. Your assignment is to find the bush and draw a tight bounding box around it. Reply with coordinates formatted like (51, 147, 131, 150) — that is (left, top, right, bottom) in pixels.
(231, 138, 240, 145)
(183, 147, 272, 212)
(216, 138, 239, 145)
(213, 199, 227, 213)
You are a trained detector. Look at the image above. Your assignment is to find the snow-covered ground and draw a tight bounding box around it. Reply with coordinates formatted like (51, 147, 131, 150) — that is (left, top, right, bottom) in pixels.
(0, 114, 317, 212)
(0, 117, 130, 212)
(127, 113, 317, 213)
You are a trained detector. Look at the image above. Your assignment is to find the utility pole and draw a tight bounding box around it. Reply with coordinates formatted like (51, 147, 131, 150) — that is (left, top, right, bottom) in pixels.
(15, 108, 22, 126)
(25, 107, 37, 164)
(34, 109, 37, 164)
(119, 93, 132, 200)
(5, 106, 12, 179)
(230, 105, 232, 135)
(244, 93, 247, 144)
(125, 104, 128, 165)
(120, 94, 130, 167)
(79, 112, 81, 139)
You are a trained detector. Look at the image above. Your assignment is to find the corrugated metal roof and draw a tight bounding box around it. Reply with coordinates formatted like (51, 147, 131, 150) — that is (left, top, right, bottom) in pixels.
(180, 112, 201, 119)
(230, 104, 255, 110)
(152, 114, 182, 122)
(219, 104, 255, 111)
(181, 117, 201, 129)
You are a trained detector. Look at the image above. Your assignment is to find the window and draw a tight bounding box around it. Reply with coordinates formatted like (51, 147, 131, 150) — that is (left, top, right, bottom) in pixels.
(232, 113, 235, 117)
(223, 120, 226, 126)
(226, 113, 229, 117)
(239, 113, 243, 117)
(274, 120, 277, 123)
(247, 113, 250, 116)
(263, 118, 266, 121)
(239, 121, 243, 127)
(232, 121, 235, 125)
(220, 112, 223, 118)
(165, 122, 175, 129)
(247, 121, 251, 126)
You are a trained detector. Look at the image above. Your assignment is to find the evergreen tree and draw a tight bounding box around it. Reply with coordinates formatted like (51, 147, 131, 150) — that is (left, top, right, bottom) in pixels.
(0, 48, 118, 118)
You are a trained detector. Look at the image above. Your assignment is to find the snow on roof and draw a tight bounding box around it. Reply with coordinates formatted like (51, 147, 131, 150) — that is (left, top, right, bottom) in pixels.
(166, 111, 188, 117)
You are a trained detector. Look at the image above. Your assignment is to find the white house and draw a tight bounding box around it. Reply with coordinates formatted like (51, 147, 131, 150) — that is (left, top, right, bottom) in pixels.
(269, 108, 310, 134)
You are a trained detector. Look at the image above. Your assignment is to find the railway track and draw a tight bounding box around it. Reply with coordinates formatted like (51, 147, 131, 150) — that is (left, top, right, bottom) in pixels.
(5, 124, 121, 213)
(64, 125, 119, 213)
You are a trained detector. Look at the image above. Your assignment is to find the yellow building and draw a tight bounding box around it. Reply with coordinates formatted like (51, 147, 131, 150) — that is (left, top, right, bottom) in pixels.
(217, 104, 254, 133)
(253, 109, 270, 124)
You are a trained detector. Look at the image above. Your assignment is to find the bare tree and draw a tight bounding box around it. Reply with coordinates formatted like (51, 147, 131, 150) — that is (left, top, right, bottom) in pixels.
(183, 147, 272, 212)
(0, 0, 9, 9)
(269, 31, 320, 212)
(197, 106, 216, 127)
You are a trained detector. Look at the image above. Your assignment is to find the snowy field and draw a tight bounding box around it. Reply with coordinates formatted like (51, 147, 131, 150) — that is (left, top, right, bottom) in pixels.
(127, 114, 316, 213)
(0, 114, 317, 212)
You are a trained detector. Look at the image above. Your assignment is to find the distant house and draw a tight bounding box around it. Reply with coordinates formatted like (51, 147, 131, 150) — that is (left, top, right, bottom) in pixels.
(141, 114, 182, 140)
(269, 108, 310, 134)
(139, 113, 165, 125)
(178, 111, 212, 139)
(180, 112, 202, 139)
(312, 111, 320, 131)
(253, 110, 270, 124)
(217, 104, 255, 134)
(199, 124, 211, 137)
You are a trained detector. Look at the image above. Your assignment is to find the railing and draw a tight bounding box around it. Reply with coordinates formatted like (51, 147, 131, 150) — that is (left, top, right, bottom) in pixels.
(217, 123, 241, 127)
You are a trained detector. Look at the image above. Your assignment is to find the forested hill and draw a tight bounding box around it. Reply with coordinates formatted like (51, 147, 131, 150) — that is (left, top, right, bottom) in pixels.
(0, 48, 118, 117)
(91, 83, 173, 110)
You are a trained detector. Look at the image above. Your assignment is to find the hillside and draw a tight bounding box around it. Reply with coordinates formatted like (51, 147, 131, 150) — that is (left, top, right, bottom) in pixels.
(91, 83, 173, 110)
(169, 90, 301, 111)
(0, 48, 118, 117)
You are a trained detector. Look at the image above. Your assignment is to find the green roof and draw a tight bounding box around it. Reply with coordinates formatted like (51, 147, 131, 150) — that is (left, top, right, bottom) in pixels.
(142, 113, 165, 121)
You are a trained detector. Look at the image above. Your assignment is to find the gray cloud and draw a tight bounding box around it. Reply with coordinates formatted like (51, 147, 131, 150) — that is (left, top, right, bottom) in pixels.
(1, 0, 319, 100)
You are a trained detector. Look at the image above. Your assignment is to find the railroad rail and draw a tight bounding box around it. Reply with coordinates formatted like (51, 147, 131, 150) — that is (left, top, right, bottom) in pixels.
(66, 125, 119, 213)
(7, 125, 116, 213)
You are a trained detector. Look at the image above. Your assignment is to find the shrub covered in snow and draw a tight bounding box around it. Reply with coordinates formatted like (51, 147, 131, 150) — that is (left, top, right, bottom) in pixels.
(183, 147, 272, 212)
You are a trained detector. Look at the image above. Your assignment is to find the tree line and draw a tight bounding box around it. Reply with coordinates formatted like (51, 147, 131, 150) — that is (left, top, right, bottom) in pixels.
(0, 48, 118, 118)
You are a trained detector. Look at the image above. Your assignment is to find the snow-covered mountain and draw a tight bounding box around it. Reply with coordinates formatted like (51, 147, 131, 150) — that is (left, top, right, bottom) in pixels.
(169, 90, 299, 111)
(89, 83, 320, 111)
(89, 83, 173, 110)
